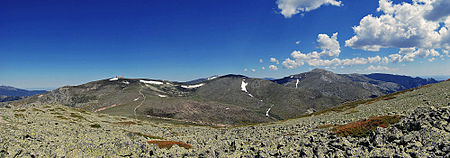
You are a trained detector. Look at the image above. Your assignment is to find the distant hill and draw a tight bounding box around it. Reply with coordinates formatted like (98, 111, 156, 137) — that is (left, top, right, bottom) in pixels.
(0, 86, 48, 102)
(364, 73, 439, 89)
(10, 69, 439, 125)
(0, 86, 48, 97)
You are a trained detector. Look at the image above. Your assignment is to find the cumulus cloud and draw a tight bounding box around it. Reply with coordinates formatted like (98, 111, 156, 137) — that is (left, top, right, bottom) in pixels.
(345, 0, 450, 51)
(244, 68, 248, 72)
(269, 65, 279, 71)
(270, 57, 280, 64)
(259, 59, 263, 63)
(277, 0, 343, 18)
(367, 65, 390, 71)
(262, 67, 266, 70)
(296, 41, 301, 45)
(251, 69, 256, 72)
(317, 32, 341, 57)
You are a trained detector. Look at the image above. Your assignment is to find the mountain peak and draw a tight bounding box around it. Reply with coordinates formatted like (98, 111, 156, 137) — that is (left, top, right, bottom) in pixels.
(310, 68, 332, 73)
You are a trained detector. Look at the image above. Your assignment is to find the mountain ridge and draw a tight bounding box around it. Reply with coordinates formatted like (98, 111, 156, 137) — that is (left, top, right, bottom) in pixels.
(7, 69, 439, 125)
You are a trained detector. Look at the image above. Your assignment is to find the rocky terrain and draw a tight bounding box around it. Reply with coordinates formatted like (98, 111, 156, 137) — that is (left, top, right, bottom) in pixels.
(7, 69, 438, 126)
(0, 79, 448, 157)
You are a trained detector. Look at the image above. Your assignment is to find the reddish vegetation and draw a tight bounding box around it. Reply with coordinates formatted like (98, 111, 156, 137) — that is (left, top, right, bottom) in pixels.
(147, 140, 192, 149)
(446, 78, 450, 81)
(331, 115, 402, 137)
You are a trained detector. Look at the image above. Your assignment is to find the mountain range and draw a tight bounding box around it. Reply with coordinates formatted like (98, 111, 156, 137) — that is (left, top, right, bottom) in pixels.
(0, 86, 48, 102)
(8, 69, 439, 126)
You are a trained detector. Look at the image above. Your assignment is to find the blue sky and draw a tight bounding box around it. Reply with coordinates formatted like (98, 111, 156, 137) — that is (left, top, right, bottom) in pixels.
(1, 0, 449, 89)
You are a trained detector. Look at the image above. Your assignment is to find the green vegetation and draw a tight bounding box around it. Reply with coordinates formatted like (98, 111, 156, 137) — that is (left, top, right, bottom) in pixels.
(90, 124, 101, 128)
(69, 113, 84, 120)
(331, 115, 402, 137)
(14, 113, 24, 118)
(55, 116, 69, 120)
(13, 109, 26, 112)
(345, 110, 359, 115)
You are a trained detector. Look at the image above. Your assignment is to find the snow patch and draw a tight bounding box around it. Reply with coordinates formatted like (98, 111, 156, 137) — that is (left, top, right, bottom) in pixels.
(158, 94, 168, 98)
(241, 79, 254, 98)
(181, 83, 205, 89)
(122, 81, 130, 85)
(295, 79, 299, 88)
(241, 79, 249, 93)
(109, 77, 119, 81)
(133, 98, 139, 101)
(140, 80, 164, 85)
(266, 105, 274, 117)
(225, 108, 230, 110)
(208, 76, 218, 80)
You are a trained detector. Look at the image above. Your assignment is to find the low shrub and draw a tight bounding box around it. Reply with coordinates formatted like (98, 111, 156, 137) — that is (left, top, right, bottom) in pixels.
(90, 124, 101, 128)
(331, 115, 401, 137)
(146, 140, 192, 149)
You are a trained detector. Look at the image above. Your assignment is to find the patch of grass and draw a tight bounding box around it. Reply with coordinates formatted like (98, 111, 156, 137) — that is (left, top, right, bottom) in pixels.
(72, 108, 89, 114)
(55, 116, 69, 120)
(13, 109, 26, 112)
(131, 132, 164, 139)
(69, 113, 84, 119)
(331, 115, 402, 137)
(50, 112, 63, 115)
(14, 113, 24, 118)
(146, 140, 192, 149)
(32, 108, 45, 113)
(90, 124, 101, 128)
(345, 110, 359, 115)
(4, 105, 11, 108)
(315, 124, 334, 129)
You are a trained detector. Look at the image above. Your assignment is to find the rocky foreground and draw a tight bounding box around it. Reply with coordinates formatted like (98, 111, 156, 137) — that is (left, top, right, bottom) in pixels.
(0, 81, 449, 157)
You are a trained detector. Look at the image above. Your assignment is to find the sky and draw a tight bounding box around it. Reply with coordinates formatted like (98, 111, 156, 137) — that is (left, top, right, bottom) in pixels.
(1, 0, 449, 90)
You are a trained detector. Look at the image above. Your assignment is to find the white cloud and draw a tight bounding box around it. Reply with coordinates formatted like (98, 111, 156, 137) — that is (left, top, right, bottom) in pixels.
(367, 65, 390, 71)
(277, 0, 343, 18)
(317, 32, 341, 57)
(244, 68, 248, 72)
(428, 57, 435, 62)
(296, 41, 301, 44)
(270, 57, 280, 64)
(251, 69, 256, 72)
(269, 65, 279, 71)
(259, 59, 263, 63)
(262, 67, 266, 70)
(368, 56, 381, 63)
(282, 58, 303, 69)
(345, 0, 450, 51)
